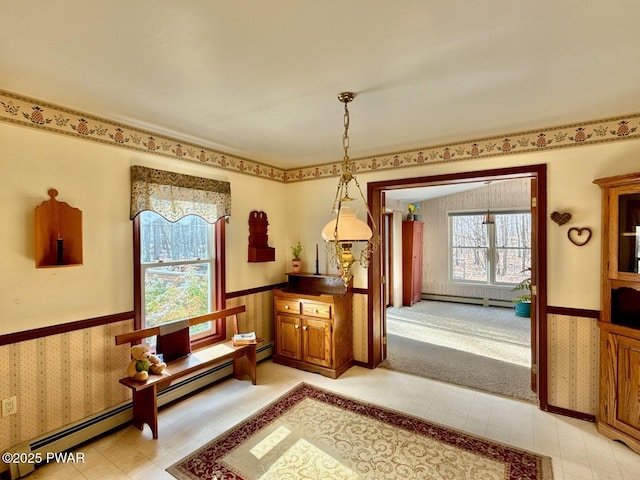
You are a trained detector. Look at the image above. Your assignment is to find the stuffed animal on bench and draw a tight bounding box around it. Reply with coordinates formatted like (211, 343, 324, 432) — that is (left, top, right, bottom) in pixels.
(127, 343, 167, 381)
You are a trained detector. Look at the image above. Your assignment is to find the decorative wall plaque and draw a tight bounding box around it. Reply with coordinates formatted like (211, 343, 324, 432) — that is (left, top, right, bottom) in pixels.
(567, 227, 592, 246)
(550, 211, 572, 226)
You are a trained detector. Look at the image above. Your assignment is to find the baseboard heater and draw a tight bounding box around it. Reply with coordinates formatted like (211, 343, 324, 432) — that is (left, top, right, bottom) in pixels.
(421, 294, 513, 308)
(3, 343, 273, 480)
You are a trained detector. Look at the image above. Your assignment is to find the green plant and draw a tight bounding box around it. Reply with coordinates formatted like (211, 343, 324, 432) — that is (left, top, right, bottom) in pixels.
(511, 268, 531, 303)
(291, 241, 302, 260)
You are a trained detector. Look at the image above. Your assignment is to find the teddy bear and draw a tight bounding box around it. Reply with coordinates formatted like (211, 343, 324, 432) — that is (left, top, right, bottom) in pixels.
(126, 343, 167, 381)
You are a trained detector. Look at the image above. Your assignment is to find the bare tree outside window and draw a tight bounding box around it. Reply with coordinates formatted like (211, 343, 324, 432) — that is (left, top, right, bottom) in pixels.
(140, 211, 215, 338)
(450, 212, 530, 285)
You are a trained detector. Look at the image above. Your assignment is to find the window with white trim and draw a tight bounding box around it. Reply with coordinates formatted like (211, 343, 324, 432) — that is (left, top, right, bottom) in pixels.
(449, 211, 531, 285)
(129, 165, 230, 345)
(139, 211, 215, 340)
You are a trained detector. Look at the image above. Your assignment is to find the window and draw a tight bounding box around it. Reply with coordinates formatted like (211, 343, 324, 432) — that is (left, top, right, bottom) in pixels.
(130, 165, 231, 346)
(139, 211, 215, 340)
(450, 211, 530, 285)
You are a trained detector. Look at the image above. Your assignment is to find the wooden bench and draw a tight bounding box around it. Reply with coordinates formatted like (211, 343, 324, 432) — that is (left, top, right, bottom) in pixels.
(115, 306, 259, 439)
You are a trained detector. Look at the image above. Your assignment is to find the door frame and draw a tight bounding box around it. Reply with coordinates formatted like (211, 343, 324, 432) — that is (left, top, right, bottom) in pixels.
(366, 164, 549, 410)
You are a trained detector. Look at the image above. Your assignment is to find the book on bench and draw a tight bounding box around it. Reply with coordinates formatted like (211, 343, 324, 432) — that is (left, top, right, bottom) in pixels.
(233, 331, 257, 345)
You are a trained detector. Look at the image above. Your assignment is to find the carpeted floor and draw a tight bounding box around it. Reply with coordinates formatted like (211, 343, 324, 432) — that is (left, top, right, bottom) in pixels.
(167, 383, 552, 480)
(381, 301, 537, 403)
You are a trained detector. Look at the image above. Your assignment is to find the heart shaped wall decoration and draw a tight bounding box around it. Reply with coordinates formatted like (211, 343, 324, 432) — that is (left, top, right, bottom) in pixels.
(550, 211, 572, 226)
(567, 227, 592, 246)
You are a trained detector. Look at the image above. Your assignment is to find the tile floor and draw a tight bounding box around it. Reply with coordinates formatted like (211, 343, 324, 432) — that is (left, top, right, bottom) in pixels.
(28, 360, 640, 480)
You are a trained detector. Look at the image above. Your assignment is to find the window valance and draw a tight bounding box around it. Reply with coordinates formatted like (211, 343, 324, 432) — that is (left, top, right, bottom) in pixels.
(130, 165, 231, 223)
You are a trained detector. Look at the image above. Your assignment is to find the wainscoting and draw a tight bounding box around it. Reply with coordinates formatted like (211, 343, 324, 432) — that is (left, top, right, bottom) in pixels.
(547, 307, 599, 418)
(352, 292, 369, 363)
(0, 288, 277, 472)
(0, 289, 600, 474)
(0, 318, 133, 457)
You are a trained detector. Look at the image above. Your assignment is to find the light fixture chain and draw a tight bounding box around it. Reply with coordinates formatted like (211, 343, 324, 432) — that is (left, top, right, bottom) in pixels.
(352, 176, 377, 229)
(342, 101, 350, 159)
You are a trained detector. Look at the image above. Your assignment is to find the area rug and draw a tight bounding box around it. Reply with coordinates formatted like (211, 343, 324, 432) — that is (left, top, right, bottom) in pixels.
(167, 383, 552, 480)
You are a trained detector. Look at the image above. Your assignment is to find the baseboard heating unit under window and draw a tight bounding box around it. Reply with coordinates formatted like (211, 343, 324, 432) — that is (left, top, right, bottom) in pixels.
(2, 343, 272, 479)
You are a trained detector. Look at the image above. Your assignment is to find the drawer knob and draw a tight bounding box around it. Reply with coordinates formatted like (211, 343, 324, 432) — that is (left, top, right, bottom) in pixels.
(302, 326, 308, 331)
(294, 324, 300, 329)
(314, 309, 319, 313)
(284, 305, 289, 309)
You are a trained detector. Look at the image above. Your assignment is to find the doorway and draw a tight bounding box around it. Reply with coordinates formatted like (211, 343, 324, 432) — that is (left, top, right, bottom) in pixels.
(367, 165, 549, 409)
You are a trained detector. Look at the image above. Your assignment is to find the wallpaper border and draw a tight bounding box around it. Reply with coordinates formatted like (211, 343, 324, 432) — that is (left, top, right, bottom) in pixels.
(2, 88, 639, 182)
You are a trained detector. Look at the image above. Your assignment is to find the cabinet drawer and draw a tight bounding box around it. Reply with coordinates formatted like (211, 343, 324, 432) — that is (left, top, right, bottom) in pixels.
(275, 299, 301, 314)
(302, 302, 332, 319)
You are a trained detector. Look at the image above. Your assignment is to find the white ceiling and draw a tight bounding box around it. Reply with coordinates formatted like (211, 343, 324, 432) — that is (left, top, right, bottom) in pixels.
(2, 1, 639, 170)
(385, 183, 486, 203)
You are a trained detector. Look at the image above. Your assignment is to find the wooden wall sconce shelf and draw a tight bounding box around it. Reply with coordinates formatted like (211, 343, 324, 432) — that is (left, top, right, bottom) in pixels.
(247, 210, 275, 262)
(34, 189, 83, 268)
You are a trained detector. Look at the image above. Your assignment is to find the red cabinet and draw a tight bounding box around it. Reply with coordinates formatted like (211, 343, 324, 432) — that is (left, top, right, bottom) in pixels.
(402, 221, 423, 306)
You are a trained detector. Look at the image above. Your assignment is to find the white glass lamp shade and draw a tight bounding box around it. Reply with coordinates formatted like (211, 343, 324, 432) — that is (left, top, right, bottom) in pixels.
(321, 207, 372, 242)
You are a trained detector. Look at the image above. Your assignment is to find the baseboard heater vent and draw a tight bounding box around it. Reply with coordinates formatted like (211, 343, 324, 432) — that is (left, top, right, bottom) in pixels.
(3, 343, 272, 479)
(421, 294, 513, 308)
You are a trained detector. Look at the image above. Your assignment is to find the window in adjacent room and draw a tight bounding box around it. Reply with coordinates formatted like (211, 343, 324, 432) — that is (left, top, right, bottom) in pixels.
(449, 211, 531, 286)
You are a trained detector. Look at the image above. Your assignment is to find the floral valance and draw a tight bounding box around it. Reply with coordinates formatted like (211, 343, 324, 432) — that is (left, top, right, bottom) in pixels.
(130, 165, 231, 223)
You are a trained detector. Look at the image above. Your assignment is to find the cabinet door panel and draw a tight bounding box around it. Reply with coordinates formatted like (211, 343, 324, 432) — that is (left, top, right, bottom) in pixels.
(302, 318, 332, 368)
(615, 335, 640, 434)
(275, 315, 301, 359)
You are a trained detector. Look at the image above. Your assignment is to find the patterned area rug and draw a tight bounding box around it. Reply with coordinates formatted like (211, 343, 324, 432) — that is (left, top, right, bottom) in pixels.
(167, 383, 553, 480)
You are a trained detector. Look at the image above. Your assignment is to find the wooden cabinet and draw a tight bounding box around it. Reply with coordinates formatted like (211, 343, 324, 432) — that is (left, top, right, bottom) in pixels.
(273, 287, 353, 378)
(594, 172, 640, 454)
(402, 220, 423, 306)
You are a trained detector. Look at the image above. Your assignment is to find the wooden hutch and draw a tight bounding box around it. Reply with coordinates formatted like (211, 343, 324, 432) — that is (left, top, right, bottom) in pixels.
(272, 273, 353, 378)
(594, 171, 640, 454)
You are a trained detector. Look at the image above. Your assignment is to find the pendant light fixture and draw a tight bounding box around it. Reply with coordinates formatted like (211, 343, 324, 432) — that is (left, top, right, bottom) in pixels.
(321, 92, 379, 285)
(482, 181, 495, 225)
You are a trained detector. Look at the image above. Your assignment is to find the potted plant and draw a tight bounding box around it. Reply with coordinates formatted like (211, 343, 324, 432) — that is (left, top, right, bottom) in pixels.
(511, 269, 531, 317)
(408, 203, 421, 221)
(407, 203, 416, 221)
(291, 242, 302, 273)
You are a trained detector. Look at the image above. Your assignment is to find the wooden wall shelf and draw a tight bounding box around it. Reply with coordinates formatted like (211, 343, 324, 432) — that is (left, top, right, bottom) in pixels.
(247, 210, 275, 262)
(34, 189, 83, 268)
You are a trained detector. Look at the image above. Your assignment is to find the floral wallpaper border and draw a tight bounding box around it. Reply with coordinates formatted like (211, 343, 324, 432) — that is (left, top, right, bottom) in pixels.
(2, 89, 639, 183)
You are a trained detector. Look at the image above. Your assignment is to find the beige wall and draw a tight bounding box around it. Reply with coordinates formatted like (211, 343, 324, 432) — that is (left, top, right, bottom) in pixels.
(0, 123, 289, 336)
(4, 107, 639, 333)
(2, 104, 640, 450)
